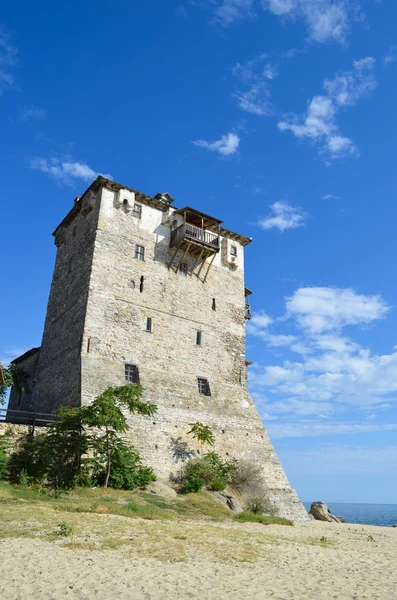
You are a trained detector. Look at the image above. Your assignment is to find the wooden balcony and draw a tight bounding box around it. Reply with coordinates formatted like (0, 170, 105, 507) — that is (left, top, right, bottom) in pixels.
(170, 222, 220, 250)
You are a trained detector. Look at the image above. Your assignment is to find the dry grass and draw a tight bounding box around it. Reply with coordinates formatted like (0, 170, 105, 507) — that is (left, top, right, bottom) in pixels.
(0, 482, 295, 564)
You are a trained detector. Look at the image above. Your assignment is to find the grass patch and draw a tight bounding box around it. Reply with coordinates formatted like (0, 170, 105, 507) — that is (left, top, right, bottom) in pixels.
(307, 536, 336, 548)
(235, 511, 293, 526)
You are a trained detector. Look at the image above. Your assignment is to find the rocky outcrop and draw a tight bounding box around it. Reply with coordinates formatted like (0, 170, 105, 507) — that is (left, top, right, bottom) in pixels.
(309, 501, 343, 523)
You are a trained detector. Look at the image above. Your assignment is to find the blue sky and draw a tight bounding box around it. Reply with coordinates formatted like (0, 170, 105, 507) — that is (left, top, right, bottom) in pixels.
(1, 0, 397, 504)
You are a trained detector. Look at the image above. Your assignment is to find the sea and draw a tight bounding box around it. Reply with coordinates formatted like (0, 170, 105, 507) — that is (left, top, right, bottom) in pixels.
(303, 502, 397, 527)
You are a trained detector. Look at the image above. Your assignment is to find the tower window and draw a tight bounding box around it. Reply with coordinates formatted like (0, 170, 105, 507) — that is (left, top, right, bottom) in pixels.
(140, 275, 144, 293)
(212, 298, 216, 311)
(146, 317, 152, 332)
(72, 225, 77, 237)
(230, 246, 237, 257)
(125, 363, 139, 384)
(68, 258, 73, 274)
(179, 262, 188, 276)
(197, 378, 211, 396)
(196, 331, 202, 346)
(132, 204, 142, 219)
(135, 245, 145, 261)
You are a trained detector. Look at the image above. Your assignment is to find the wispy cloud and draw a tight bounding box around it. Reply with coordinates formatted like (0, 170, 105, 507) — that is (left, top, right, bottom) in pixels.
(278, 57, 376, 160)
(248, 286, 395, 426)
(0, 346, 29, 367)
(232, 54, 275, 116)
(322, 193, 340, 200)
(206, 1, 366, 44)
(258, 201, 306, 231)
(0, 28, 18, 95)
(384, 45, 396, 65)
(214, 0, 255, 26)
(29, 156, 113, 185)
(19, 106, 46, 121)
(193, 132, 240, 156)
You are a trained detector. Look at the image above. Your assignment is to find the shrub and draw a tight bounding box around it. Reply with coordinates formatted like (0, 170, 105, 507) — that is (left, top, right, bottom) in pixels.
(179, 452, 236, 493)
(0, 433, 12, 480)
(93, 438, 156, 490)
(245, 493, 277, 516)
(210, 478, 227, 492)
(56, 522, 74, 537)
(184, 476, 205, 493)
(229, 459, 263, 495)
(235, 511, 293, 526)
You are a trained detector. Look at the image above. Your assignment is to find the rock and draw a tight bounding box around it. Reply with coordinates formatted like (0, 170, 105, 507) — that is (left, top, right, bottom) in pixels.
(392, 524, 397, 528)
(210, 490, 244, 513)
(147, 481, 177, 499)
(310, 501, 337, 523)
(334, 515, 345, 523)
(329, 514, 342, 523)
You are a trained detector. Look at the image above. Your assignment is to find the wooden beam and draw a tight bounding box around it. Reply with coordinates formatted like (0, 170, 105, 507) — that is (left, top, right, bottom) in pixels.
(203, 253, 216, 283)
(175, 242, 191, 273)
(196, 251, 210, 278)
(168, 239, 184, 269)
(190, 248, 204, 276)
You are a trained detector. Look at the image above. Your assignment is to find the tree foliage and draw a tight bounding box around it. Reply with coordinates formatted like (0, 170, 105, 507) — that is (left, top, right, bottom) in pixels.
(186, 422, 215, 452)
(4, 384, 157, 490)
(0, 363, 30, 405)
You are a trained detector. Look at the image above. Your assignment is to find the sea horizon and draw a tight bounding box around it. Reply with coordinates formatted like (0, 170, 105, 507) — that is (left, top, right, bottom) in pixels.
(303, 501, 397, 527)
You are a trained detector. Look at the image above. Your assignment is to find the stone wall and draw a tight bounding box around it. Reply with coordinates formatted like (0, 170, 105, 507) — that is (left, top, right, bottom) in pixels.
(11, 179, 310, 522)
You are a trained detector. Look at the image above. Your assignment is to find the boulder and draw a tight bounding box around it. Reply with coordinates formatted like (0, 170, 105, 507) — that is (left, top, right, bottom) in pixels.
(210, 490, 244, 513)
(309, 501, 339, 523)
(147, 481, 177, 499)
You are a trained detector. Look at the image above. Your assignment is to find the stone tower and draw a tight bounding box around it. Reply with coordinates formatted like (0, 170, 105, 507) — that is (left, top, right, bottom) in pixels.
(9, 177, 309, 521)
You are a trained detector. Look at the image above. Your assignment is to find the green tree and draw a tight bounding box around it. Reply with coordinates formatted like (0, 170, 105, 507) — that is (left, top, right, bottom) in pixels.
(186, 422, 215, 454)
(0, 363, 30, 405)
(84, 384, 157, 488)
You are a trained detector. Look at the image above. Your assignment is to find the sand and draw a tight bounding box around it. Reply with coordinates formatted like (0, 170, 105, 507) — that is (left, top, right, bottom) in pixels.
(0, 519, 396, 600)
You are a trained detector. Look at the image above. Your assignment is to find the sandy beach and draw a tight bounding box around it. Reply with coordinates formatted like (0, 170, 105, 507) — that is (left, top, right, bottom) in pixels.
(1, 517, 396, 600)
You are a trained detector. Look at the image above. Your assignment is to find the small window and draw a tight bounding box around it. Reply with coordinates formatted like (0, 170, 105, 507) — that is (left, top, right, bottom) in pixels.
(140, 275, 144, 293)
(132, 204, 142, 219)
(212, 298, 216, 311)
(197, 377, 210, 396)
(129, 280, 135, 289)
(146, 317, 152, 332)
(72, 225, 77, 237)
(68, 258, 73, 274)
(135, 245, 145, 261)
(125, 363, 139, 383)
(196, 331, 202, 346)
(230, 246, 237, 257)
(179, 262, 188, 276)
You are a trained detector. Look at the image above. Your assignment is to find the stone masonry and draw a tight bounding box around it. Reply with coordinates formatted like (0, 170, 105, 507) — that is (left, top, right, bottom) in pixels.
(9, 177, 309, 522)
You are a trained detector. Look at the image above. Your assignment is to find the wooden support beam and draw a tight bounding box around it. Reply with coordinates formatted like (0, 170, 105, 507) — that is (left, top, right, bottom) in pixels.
(190, 248, 204, 276)
(196, 251, 210, 278)
(168, 239, 184, 269)
(175, 242, 191, 273)
(203, 253, 216, 283)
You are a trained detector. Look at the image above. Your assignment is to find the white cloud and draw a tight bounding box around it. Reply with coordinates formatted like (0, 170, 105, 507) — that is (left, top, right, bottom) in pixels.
(0, 346, 30, 367)
(279, 95, 357, 159)
(258, 201, 306, 231)
(29, 156, 113, 184)
(384, 46, 396, 65)
(19, 106, 46, 121)
(215, 0, 255, 25)
(207, 0, 366, 44)
(233, 82, 273, 115)
(0, 28, 18, 94)
(322, 193, 340, 200)
(193, 132, 240, 156)
(285, 287, 389, 333)
(248, 287, 396, 426)
(323, 57, 376, 106)
(262, 0, 358, 44)
(278, 57, 376, 160)
(232, 54, 274, 116)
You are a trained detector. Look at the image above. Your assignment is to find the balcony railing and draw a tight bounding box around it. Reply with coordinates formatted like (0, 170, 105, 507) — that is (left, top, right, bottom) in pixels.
(245, 303, 251, 320)
(170, 223, 220, 250)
